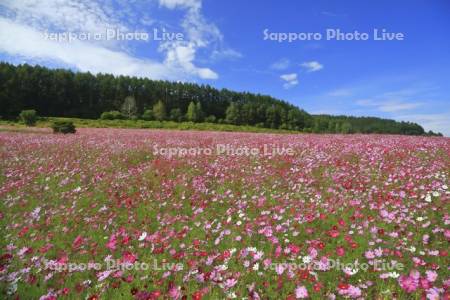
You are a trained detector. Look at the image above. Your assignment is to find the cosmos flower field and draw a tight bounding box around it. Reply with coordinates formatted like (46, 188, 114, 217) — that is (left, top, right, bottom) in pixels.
(0, 128, 449, 299)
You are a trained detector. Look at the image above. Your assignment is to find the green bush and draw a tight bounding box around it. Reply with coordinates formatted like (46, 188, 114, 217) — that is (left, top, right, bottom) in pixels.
(51, 121, 76, 134)
(100, 111, 124, 120)
(204, 115, 217, 123)
(141, 109, 154, 121)
(19, 109, 37, 126)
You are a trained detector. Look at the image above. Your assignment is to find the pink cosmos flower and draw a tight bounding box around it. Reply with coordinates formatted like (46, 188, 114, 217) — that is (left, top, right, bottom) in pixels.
(425, 270, 438, 282)
(398, 275, 419, 293)
(364, 250, 375, 259)
(295, 285, 308, 299)
(275, 264, 285, 275)
(223, 278, 238, 289)
(168, 287, 181, 299)
(106, 234, 117, 251)
(426, 287, 440, 300)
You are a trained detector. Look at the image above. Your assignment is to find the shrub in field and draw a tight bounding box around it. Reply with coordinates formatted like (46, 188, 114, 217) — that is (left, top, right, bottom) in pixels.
(19, 109, 37, 126)
(205, 115, 217, 123)
(152, 101, 167, 121)
(51, 121, 76, 134)
(169, 108, 183, 122)
(100, 111, 124, 120)
(141, 109, 155, 121)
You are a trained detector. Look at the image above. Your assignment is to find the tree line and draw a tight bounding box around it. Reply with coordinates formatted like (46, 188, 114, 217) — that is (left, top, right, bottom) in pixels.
(0, 62, 441, 135)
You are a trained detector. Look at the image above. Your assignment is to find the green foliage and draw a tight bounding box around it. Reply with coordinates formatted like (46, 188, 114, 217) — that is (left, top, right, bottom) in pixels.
(186, 101, 203, 122)
(225, 102, 241, 125)
(120, 96, 137, 119)
(340, 122, 353, 134)
(152, 101, 166, 121)
(169, 108, 183, 122)
(100, 111, 124, 120)
(19, 109, 37, 126)
(141, 109, 154, 121)
(51, 121, 76, 134)
(204, 115, 217, 123)
(0, 62, 435, 135)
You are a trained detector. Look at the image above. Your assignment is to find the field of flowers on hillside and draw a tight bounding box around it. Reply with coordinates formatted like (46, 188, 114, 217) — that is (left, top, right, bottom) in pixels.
(0, 128, 449, 299)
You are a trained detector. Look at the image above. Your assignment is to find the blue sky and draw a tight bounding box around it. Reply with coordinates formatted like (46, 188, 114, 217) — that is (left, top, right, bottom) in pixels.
(0, 0, 449, 135)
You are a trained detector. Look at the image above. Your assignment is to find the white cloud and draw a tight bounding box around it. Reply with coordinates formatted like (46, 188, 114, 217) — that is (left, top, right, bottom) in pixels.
(159, 0, 201, 10)
(378, 102, 423, 112)
(163, 42, 217, 79)
(301, 61, 323, 72)
(395, 113, 450, 136)
(328, 88, 353, 97)
(270, 58, 291, 70)
(0, 17, 176, 79)
(0, 0, 128, 36)
(356, 98, 423, 112)
(210, 48, 242, 61)
(280, 73, 298, 89)
(0, 0, 230, 80)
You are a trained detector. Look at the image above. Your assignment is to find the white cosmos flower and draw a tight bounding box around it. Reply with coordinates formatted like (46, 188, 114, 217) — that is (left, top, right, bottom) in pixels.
(388, 272, 400, 278)
(253, 263, 259, 271)
(138, 231, 147, 241)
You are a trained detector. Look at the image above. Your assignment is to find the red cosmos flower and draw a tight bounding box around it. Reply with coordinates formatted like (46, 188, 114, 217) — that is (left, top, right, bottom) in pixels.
(18, 226, 29, 237)
(122, 251, 137, 264)
(193, 239, 201, 248)
(122, 235, 131, 245)
(317, 242, 325, 250)
(39, 244, 53, 254)
(377, 228, 385, 235)
(62, 287, 70, 295)
(187, 259, 197, 268)
(338, 219, 346, 226)
(338, 283, 349, 290)
(328, 229, 340, 238)
(0, 253, 13, 261)
(289, 244, 300, 254)
(27, 274, 37, 285)
(313, 282, 322, 292)
(192, 291, 203, 300)
(336, 246, 345, 256)
(153, 247, 164, 254)
(72, 235, 84, 249)
(350, 242, 358, 249)
(88, 295, 99, 300)
(151, 290, 162, 298)
(173, 251, 185, 260)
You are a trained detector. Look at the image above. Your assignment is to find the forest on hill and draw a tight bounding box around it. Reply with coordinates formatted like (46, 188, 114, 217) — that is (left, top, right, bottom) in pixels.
(0, 62, 439, 135)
